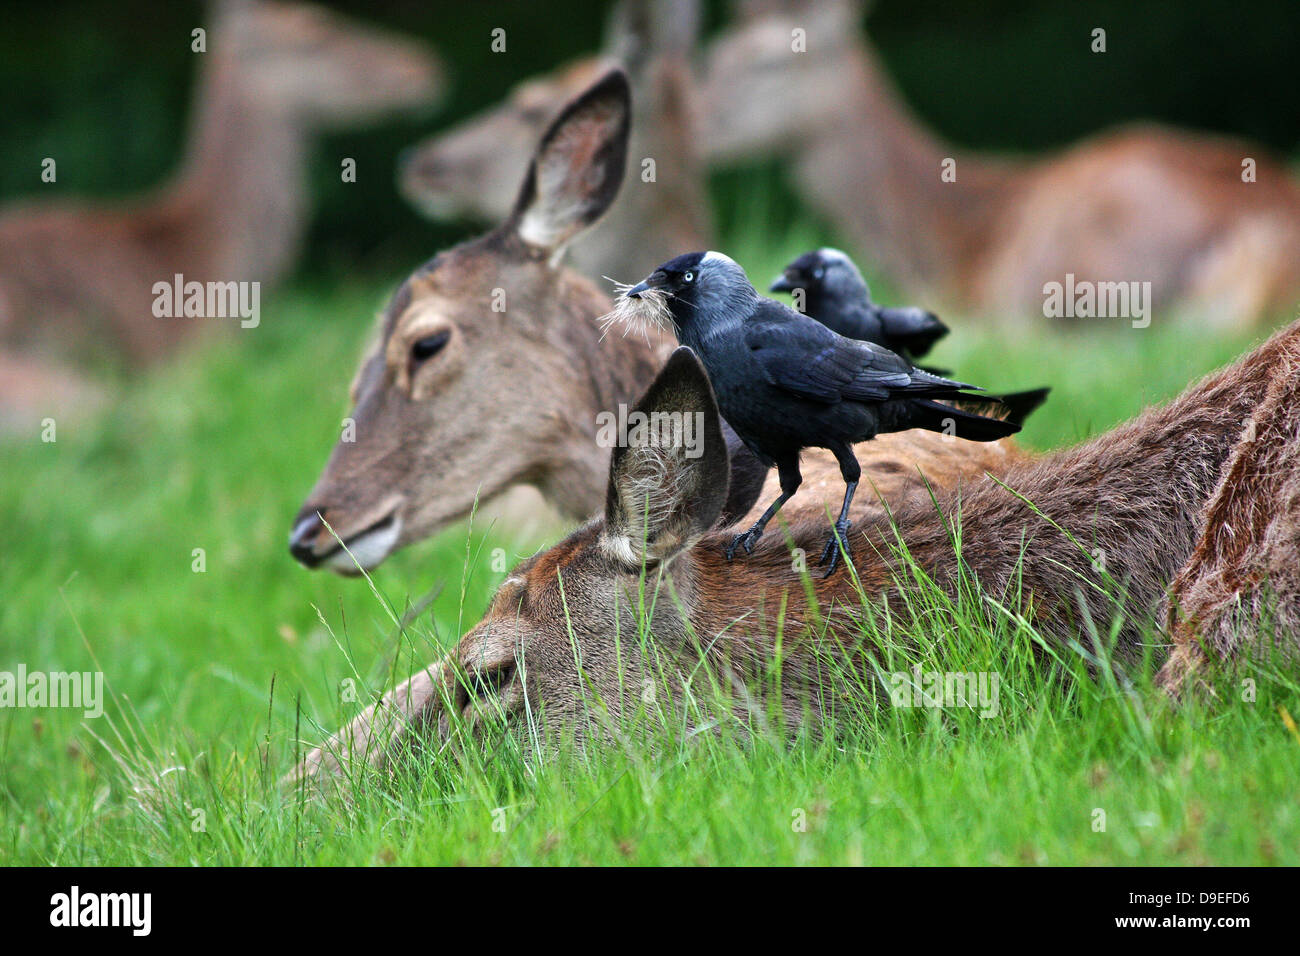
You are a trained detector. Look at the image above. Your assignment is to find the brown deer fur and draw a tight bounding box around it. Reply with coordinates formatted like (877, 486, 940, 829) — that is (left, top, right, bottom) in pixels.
(404, 0, 1300, 324)
(702, 0, 1300, 324)
(0, 1, 438, 374)
(399, 0, 711, 282)
(291, 319, 1300, 785)
(291, 68, 1031, 575)
(1157, 354, 1300, 695)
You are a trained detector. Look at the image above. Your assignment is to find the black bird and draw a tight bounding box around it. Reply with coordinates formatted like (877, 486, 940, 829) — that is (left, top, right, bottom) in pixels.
(772, 247, 1050, 426)
(619, 251, 1020, 575)
(771, 248, 948, 363)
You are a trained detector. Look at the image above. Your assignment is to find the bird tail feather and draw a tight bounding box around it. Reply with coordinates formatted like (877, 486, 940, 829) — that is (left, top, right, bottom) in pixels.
(908, 398, 1022, 441)
(958, 387, 1051, 427)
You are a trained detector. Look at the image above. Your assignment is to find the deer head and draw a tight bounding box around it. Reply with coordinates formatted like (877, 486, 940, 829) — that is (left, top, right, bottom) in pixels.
(397, 0, 709, 282)
(216, 0, 442, 126)
(400, 59, 608, 223)
(289, 70, 648, 574)
(428, 348, 732, 745)
(698, 0, 868, 162)
(291, 348, 769, 782)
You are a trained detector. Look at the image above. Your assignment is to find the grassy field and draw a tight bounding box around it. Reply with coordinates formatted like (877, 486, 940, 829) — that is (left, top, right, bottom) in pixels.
(1, 247, 1297, 866)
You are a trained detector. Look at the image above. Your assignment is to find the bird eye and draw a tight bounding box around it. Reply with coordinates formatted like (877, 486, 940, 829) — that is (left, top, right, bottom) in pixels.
(683, 271, 694, 282)
(813, 267, 824, 280)
(410, 330, 450, 366)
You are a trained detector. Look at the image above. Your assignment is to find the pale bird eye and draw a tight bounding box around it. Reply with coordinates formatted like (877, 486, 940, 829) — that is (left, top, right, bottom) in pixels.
(684, 271, 694, 282)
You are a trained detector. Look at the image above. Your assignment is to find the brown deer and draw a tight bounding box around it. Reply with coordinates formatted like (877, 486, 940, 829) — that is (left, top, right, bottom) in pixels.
(403, 0, 1300, 324)
(289, 68, 1030, 575)
(1157, 352, 1300, 696)
(0, 0, 440, 398)
(399, 0, 711, 283)
(700, 0, 1300, 325)
(291, 319, 1300, 784)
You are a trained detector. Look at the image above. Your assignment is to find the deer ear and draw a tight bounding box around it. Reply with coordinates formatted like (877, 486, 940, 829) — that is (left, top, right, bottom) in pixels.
(508, 68, 631, 256)
(603, 348, 730, 565)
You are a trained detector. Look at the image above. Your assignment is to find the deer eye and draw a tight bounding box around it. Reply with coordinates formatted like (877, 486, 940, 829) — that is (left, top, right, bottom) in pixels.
(410, 330, 450, 366)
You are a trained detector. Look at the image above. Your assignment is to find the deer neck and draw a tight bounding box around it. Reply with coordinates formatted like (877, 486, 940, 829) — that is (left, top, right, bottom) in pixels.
(793, 44, 1015, 299)
(534, 275, 670, 519)
(156, 51, 309, 284)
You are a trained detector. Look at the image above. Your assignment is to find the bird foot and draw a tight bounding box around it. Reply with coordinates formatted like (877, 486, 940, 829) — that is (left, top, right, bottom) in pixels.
(726, 527, 764, 561)
(818, 519, 853, 577)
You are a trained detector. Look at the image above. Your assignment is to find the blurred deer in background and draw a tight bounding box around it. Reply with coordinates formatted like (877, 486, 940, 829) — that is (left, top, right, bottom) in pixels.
(0, 0, 440, 428)
(289, 70, 1031, 576)
(701, 0, 1300, 325)
(404, 0, 1300, 324)
(399, 0, 712, 283)
(292, 319, 1300, 784)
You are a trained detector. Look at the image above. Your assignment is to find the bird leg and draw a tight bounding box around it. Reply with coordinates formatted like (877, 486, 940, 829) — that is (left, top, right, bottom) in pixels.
(818, 481, 858, 575)
(819, 444, 862, 576)
(726, 459, 802, 560)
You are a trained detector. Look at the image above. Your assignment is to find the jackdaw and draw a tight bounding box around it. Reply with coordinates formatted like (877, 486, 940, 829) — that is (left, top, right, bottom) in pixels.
(771, 248, 948, 362)
(772, 247, 1049, 424)
(615, 250, 1020, 575)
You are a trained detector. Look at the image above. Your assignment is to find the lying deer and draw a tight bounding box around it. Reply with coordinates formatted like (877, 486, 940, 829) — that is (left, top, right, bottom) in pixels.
(292, 318, 1300, 783)
(1158, 346, 1300, 696)
(290, 69, 1030, 575)
(703, 0, 1300, 324)
(399, 0, 711, 282)
(404, 0, 1300, 324)
(0, 0, 439, 378)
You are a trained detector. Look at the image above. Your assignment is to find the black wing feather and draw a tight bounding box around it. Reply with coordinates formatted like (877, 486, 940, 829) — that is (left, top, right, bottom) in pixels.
(745, 303, 971, 404)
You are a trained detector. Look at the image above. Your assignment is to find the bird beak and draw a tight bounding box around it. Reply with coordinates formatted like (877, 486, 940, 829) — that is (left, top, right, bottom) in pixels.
(626, 270, 667, 299)
(769, 274, 796, 293)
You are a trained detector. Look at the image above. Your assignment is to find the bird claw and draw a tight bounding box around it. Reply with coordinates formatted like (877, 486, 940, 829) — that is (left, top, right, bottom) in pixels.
(726, 528, 763, 560)
(818, 519, 853, 577)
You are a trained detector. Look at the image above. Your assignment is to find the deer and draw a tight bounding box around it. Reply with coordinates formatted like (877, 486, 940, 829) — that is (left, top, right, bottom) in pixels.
(700, 0, 1300, 325)
(290, 317, 1300, 785)
(289, 68, 1032, 576)
(398, 0, 712, 283)
(1157, 350, 1300, 697)
(402, 0, 1300, 325)
(0, 0, 440, 429)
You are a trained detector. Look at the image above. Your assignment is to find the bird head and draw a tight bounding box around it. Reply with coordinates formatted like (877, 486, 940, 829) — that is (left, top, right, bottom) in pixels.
(770, 247, 870, 305)
(605, 251, 754, 340)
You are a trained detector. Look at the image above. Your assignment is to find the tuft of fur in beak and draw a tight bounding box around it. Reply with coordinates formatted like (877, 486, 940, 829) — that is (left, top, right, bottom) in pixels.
(599, 279, 675, 342)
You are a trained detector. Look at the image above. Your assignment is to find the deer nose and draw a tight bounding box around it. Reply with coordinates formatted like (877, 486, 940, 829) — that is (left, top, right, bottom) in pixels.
(288, 509, 327, 567)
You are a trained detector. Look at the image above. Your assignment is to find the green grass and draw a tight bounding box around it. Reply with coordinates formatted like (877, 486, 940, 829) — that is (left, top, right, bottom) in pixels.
(1, 254, 1297, 866)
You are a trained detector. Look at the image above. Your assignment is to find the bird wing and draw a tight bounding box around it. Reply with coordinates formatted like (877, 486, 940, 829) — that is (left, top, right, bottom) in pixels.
(745, 308, 948, 404)
(873, 305, 950, 355)
(816, 300, 883, 343)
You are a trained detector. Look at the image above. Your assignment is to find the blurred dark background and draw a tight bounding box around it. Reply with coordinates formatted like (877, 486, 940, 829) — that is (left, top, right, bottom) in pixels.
(3, 0, 1298, 279)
